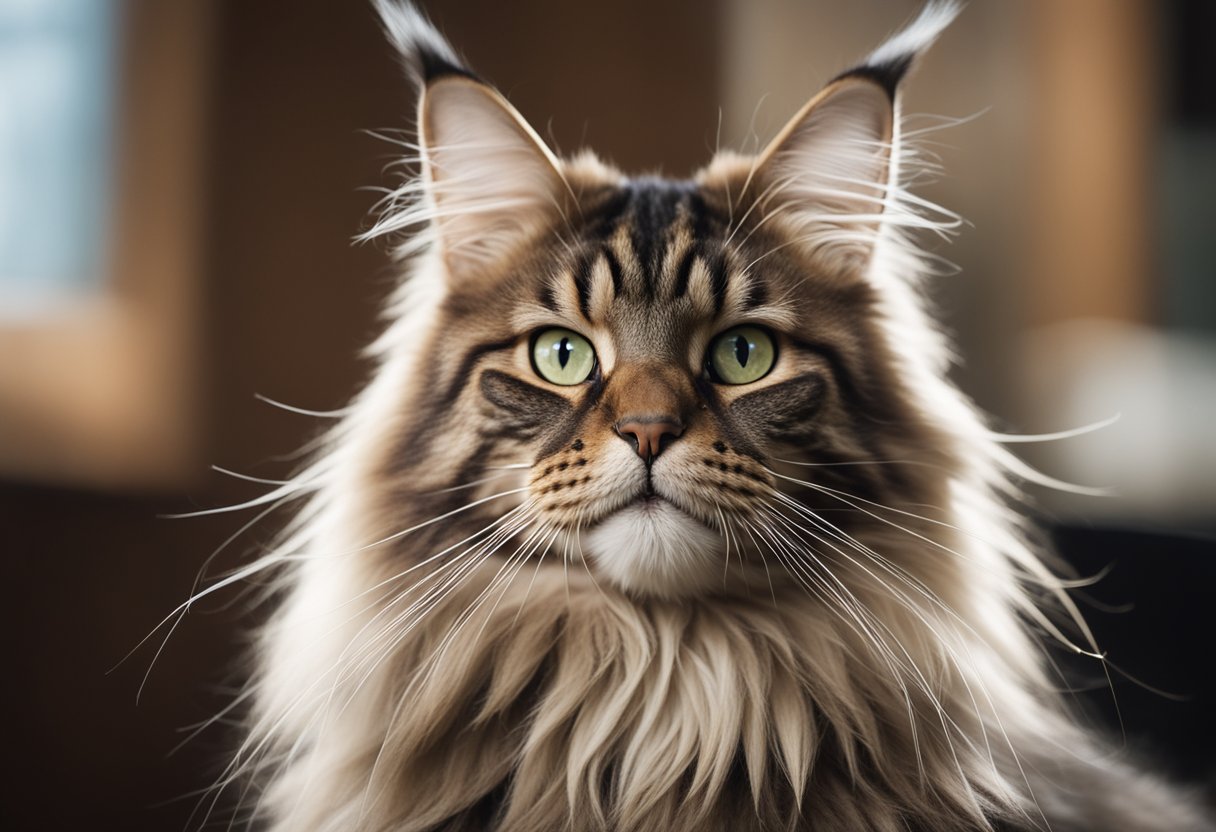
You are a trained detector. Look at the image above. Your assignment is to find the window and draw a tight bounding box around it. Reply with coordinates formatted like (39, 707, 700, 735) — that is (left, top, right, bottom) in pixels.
(0, 0, 210, 489)
(0, 0, 116, 315)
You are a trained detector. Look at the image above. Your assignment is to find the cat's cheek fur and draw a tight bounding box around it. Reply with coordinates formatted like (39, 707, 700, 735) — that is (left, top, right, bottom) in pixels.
(581, 501, 725, 597)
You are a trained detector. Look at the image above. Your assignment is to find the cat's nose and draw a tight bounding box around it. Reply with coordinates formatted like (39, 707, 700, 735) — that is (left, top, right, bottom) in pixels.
(615, 418, 684, 461)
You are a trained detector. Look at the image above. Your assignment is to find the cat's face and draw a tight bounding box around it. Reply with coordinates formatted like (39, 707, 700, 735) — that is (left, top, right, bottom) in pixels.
(387, 68, 945, 598)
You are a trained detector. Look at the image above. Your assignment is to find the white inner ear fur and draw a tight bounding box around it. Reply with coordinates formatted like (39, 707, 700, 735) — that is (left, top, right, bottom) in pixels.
(421, 77, 566, 272)
(756, 78, 895, 257)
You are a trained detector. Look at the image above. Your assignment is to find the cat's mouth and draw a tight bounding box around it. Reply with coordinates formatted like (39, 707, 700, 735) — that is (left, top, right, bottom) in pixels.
(580, 489, 726, 596)
(634, 483, 668, 511)
(628, 481, 706, 524)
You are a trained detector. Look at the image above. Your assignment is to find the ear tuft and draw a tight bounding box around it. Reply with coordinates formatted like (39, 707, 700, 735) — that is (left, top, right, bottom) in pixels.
(367, 2, 567, 279)
(831, 1, 962, 98)
(743, 1, 960, 268)
(371, 0, 479, 87)
(421, 78, 567, 276)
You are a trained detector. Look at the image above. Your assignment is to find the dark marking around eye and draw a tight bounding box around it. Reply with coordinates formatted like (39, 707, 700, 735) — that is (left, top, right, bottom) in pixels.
(729, 372, 827, 445)
(535, 377, 605, 461)
(397, 336, 517, 460)
(785, 336, 868, 415)
(694, 377, 765, 461)
(444, 338, 517, 408)
(480, 370, 571, 434)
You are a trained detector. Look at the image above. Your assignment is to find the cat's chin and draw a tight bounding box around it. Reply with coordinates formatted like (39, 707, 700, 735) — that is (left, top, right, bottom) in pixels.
(581, 498, 725, 598)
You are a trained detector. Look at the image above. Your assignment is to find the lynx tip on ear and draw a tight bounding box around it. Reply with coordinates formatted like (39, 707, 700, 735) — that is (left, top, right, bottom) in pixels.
(371, 0, 479, 87)
(832, 0, 962, 98)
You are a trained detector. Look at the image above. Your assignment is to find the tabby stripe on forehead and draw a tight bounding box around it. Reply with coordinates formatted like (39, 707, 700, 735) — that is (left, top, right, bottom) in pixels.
(584, 188, 631, 242)
(628, 187, 681, 285)
(537, 280, 559, 313)
(601, 246, 624, 297)
(706, 249, 729, 316)
(686, 191, 711, 241)
(572, 253, 595, 320)
(743, 275, 768, 310)
(671, 244, 697, 299)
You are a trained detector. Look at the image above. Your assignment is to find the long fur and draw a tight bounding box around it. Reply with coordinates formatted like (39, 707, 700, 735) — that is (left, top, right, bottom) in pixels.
(191, 4, 1216, 831)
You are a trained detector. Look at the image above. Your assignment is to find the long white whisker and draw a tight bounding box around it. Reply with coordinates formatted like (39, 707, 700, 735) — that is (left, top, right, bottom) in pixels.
(987, 413, 1120, 444)
(768, 470, 1106, 660)
(254, 392, 353, 419)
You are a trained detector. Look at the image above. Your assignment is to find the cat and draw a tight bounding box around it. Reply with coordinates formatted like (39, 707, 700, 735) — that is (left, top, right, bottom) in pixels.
(214, 1, 1215, 830)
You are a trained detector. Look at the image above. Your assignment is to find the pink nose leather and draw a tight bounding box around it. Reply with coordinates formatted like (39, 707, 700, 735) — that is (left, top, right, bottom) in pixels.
(615, 419, 684, 460)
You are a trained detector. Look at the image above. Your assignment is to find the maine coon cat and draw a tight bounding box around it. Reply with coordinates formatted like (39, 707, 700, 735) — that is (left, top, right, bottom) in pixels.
(212, 2, 1214, 829)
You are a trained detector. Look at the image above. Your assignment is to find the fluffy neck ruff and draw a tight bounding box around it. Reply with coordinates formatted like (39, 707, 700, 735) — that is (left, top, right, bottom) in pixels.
(257, 548, 1063, 832)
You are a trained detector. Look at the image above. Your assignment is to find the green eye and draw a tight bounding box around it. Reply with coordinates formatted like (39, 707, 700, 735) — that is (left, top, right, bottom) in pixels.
(708, 326, 776, 385)
(532, 328, 597, 385)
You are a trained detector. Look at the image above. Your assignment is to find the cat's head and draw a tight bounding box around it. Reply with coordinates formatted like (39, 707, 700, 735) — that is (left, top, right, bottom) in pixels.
(369, 1, 965, 599)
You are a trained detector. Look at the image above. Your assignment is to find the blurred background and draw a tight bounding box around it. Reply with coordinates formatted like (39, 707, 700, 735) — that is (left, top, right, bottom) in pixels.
(0, 1, 1212, 828)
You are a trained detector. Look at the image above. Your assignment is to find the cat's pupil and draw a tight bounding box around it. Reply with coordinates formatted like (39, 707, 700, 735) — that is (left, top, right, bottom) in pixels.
(557, 337, 572, 369)
(734, 335, 750, 368)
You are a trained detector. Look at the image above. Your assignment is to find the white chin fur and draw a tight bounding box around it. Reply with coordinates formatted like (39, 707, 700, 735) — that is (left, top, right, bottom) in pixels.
(582, 500, 724, 597)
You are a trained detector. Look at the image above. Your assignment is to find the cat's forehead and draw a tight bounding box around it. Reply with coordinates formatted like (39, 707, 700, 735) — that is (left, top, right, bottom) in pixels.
(538, 175, 760, 347)
(580, 177, 708, 240)
(572, 176, 723, 292)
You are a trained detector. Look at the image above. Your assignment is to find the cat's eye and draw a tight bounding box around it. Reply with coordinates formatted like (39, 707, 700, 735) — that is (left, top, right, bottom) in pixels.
(532, 328, 597, 385)
(707, 326, 776, 385)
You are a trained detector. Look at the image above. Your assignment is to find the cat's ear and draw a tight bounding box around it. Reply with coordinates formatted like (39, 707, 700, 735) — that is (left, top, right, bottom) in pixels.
(373, 1, 567, 277)
(747, 1, 959, 267)
(419, 78, 567, 275)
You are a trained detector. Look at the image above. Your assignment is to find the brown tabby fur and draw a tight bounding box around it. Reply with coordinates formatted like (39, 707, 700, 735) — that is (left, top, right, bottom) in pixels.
(216, 3, 1215, 830)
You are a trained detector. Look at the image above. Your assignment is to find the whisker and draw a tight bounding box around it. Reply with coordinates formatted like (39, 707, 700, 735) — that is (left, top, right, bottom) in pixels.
(744, 514, 928, 777)
(254, 392, 354, 419)
(127, 486, 533, 685)
(211, 465, 296, 486)
(425, 468, 526, 494)
(763, 492, 1091, 822)
(987, 413, 1120, 444)
(767, 471, 1106, 660)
